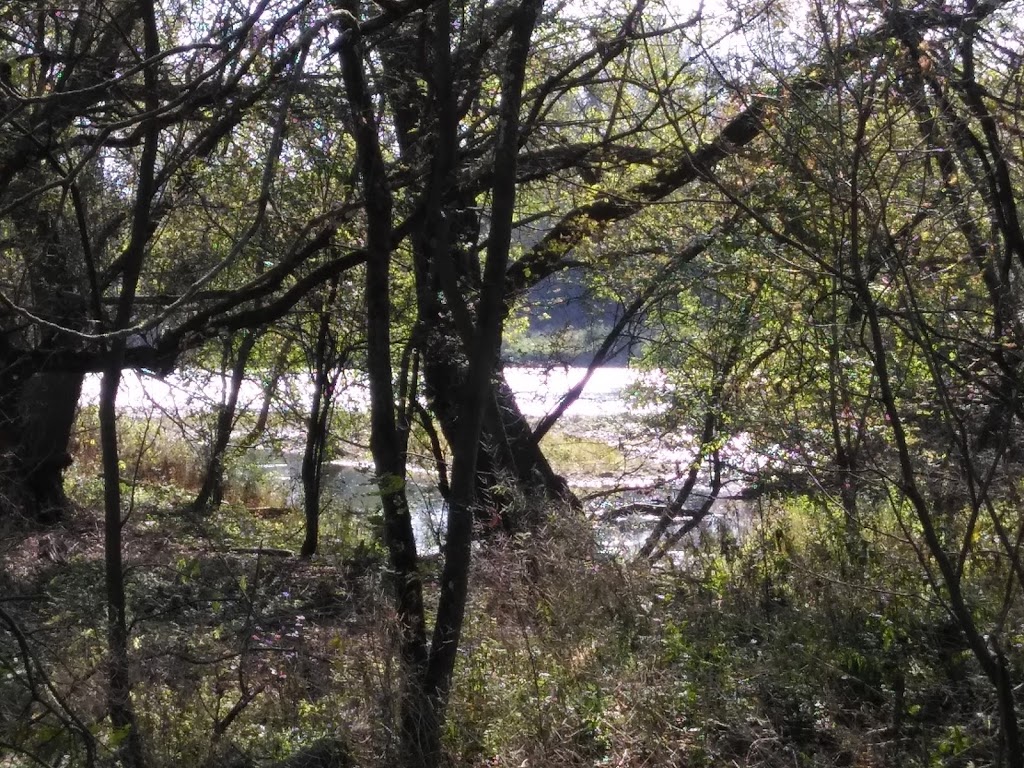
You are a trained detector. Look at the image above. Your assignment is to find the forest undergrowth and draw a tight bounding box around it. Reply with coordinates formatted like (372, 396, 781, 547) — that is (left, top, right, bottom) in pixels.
(2, 415, 1016, 768)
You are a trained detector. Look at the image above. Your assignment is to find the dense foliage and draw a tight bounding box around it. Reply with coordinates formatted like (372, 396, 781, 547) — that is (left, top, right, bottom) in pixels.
(3, 0, 1024, 766)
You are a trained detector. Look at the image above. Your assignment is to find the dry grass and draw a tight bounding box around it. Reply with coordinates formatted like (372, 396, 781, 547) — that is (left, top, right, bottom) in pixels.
(3, 482, 1014, 767)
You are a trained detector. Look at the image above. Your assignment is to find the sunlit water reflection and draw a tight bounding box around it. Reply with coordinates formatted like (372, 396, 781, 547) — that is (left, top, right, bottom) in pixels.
(81, 367, 752, 556)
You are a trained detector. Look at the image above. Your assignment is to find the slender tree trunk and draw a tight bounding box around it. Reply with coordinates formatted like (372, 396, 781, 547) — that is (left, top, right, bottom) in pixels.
(300, 379, 324, 558)
(99, 364, 145, 768)
(300, 367, 335, 558)
(301, 280, 342, 558)
(830, 334, 868, 572)
(336, 13, 429, 765)
(96, 3, 160, 759)
(246, 338, 294, 444)
(192, 332, 258, 514)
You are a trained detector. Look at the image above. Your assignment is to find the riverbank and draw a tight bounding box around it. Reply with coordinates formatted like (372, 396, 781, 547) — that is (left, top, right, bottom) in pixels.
(79, 366, 749, 558)
(5, 456, 998, 767)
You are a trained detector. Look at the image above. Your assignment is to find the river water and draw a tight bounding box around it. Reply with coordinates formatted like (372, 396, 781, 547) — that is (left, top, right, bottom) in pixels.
(80, 366, 647, 419)
(81, 367, 751, 555)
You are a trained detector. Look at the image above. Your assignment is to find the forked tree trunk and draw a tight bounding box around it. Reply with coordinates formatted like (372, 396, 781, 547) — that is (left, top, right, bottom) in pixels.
(300, 366, 336, 558)
(192, 332, 258, 514)
(420, 331, 578, 533)
(374, 10, 575, 538)
(300, 280, 343, 558)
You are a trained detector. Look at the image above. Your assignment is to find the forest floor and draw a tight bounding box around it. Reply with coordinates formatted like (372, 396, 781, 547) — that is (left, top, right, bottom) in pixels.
(3, 480, 1006, 767)
(1, 412, 1011, 767)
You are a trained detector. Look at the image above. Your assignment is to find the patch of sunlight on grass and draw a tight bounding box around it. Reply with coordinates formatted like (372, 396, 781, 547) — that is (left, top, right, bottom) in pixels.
(540, 431, 624, 476)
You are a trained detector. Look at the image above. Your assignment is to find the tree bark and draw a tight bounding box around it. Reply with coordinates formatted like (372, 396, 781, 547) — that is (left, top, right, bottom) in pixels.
(417, 3, 544, 764)
(0, 372, 83, 524)
(0, 169, 90, 524)
(336, 12, 430, 765)
(99, 364, 146, 768)
(419, 320, 578, 532)
(192, 331, 259, 514)
(97, 2, 161, 759)
(300, 285, 342, 558)
(374, 4, 577, 535)
(299, 369, 328, 558)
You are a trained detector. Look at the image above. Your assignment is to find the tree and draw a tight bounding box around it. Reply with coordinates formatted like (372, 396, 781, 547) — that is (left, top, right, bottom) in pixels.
(191, 329, 261, 514)
(1, 2, 379, 760)
(0, 0, 369, 523)
(333, 0, 723, 761)
(6, 0, 1023, 764)
(295, 276, 360, 558)
(641, 0, 1024, 758)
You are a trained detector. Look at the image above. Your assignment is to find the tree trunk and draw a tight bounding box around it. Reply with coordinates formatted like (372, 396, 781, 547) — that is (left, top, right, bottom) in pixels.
(96, 2, 160, 756)
(0, 371, 84, 524)
(336, 15, 429, 765)
(420, 330, 578, 533)
(300, 368, 334, 558)
(300, 279, 343, 558)
(99, 364, 146, 768)
(412, 4, 544, 765)
(373, 5, 575, 538)
(491, 376, 579, 514)
(192, 332, 258, 514)
(0, 170, 89, 525)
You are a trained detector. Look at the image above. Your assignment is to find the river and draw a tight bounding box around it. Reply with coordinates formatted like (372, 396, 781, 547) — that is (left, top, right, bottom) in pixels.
(80, 366, 649, 419)
(81, 366, 751, 555)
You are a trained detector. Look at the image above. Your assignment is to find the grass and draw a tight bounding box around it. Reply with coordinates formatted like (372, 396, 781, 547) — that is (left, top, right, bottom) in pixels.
(2, 408, 1020, 767)
(540, 432, 628, 477)
(5, 486, 1017, 767)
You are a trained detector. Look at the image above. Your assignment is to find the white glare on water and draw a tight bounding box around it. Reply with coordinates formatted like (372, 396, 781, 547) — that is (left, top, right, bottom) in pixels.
(80, 366, 652, 419)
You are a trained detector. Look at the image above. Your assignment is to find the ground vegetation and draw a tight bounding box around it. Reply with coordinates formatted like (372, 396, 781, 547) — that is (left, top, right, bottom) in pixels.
(3, 0, 1024, 766)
